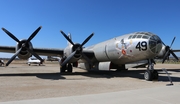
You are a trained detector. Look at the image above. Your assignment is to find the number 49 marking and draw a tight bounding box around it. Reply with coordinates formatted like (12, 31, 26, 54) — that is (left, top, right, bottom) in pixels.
(136, 41, 147, 51)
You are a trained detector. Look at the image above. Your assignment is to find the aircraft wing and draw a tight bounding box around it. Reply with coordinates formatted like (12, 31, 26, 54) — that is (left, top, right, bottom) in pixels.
(0, 45, 64, 57)
(0, 45, 95, 59)
(79, 46, 96, 63)
(82, 49, 95, 59)
(0, 46, 15, 53)
(172, 50, 180, 52)
(33, 48, 64, 56)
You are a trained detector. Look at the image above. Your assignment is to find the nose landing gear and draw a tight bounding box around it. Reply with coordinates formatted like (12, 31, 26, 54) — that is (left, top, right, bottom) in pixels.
(144, 59, 158, 81)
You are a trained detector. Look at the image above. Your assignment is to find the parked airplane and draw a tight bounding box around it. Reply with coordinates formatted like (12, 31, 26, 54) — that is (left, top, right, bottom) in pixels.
(0, 26, 179, 81)
(27, 57, 43, 66)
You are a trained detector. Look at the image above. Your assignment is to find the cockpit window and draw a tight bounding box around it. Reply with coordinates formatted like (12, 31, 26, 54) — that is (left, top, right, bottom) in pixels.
(128, 32, 155, 40)
(142, 35, 149, 39)
(149, 35, 162, 53)
(150, 35, 160, 41)
(132, 35, 137, 39)
(136, 35, 142, 38)
(128, 35, 133, 39)
(145, 33, 152, 36)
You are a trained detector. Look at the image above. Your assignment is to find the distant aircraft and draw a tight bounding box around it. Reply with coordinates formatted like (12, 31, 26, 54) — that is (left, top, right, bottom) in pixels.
(27, 57, 43, 66)
(47, 56, 61, 61)
(0, 59, 4, 66)
(0, 26, 179, 81)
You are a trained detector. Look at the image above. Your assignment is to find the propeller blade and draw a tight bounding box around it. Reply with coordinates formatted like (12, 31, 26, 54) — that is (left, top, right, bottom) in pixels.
(170, 37, 176, 48)
(6, 47, 22, 66)
(2, 28, 20, 43)
(61, 51, 76, 66)
(81, 33, 94, 47)
(27, 48, 44, 63)
(170, 50, 179, 61)
(162, 50, 170, 63)
(26, 26, 42, 43)
(162, 37, 178, 63)
(162, 41, 166, 46)
(60, 30, 74, 46)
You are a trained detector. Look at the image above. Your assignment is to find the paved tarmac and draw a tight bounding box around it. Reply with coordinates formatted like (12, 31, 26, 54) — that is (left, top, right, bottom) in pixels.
(0, 62, 180, 104)
(1, 85, 180, 104)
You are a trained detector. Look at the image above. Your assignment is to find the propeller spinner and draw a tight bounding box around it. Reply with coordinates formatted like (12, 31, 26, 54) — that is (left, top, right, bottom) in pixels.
(60, 30, 94, 66)
(1, 26, 44, 66)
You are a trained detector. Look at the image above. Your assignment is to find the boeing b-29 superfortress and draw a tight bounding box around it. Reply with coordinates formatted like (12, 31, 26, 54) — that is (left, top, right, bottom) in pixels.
(0, 26, 179, 81)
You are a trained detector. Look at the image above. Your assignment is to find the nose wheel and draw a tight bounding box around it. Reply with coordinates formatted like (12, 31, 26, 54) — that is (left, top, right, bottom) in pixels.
(144, 59, 158, 81)
(144, 70, 158, 81)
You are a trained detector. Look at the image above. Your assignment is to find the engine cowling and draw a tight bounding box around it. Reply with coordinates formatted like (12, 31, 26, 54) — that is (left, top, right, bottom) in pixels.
(16, 39, 33, 59)
(63, 43, 82, 63)
(2, 26, 43, 66)
(60, 30, 94, 67)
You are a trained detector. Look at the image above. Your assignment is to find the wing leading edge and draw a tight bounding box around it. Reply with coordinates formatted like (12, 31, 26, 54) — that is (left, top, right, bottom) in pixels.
(0, 45, 64, 57)
(0, 45, 95, 60)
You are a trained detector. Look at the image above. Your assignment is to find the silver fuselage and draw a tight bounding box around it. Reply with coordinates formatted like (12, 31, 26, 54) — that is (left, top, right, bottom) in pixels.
(85, 32, 162, 65)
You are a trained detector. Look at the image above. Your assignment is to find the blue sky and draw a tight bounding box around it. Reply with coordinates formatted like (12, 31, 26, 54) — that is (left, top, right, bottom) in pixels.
(0, 0, 180, 57)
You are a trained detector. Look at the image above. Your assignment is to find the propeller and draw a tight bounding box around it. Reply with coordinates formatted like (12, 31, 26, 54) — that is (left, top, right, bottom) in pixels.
(1, 26, 44, 66)
(162, 37, 179, 63)
(60, 30, 94, 66)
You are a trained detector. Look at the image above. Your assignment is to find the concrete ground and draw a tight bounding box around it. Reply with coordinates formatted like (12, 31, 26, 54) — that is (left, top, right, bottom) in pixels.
(0, 62, 180, 103)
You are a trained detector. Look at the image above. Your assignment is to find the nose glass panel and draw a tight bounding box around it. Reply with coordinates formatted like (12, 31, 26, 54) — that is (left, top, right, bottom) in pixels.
(149, 35, 162, 53)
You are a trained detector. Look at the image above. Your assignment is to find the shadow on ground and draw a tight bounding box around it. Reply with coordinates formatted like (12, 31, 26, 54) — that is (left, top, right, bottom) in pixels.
(0, 68, 179, 82)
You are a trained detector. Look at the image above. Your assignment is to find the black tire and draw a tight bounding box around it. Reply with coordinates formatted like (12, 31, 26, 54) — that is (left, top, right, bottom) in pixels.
(73, 62, 78, 67)
(60, 65, 66, 73)
(144, 70, 152, 81)
(152, 70, 159, 80)
(60, 57, 66, 73)
(67, 64, 73, 73)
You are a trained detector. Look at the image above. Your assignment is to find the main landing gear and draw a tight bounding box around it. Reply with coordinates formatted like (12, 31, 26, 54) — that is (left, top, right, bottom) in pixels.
(60, 57, 73, 73)
(144, 59, 158, 81)
(60, 63, 73, 73)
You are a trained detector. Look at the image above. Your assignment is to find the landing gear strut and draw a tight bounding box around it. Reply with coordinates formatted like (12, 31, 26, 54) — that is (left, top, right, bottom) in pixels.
(60, 63, 73, 73)
(60, 57, 73, 73)
(144, 59, 158, 81)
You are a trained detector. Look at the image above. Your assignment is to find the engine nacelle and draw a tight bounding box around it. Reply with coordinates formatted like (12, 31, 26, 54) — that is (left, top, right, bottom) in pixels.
(16, 39, 33, 59)
(63, 43, 82, 63)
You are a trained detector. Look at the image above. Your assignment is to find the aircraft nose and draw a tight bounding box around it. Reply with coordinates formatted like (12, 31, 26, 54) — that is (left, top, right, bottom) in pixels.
(149, 35, 162, 54)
